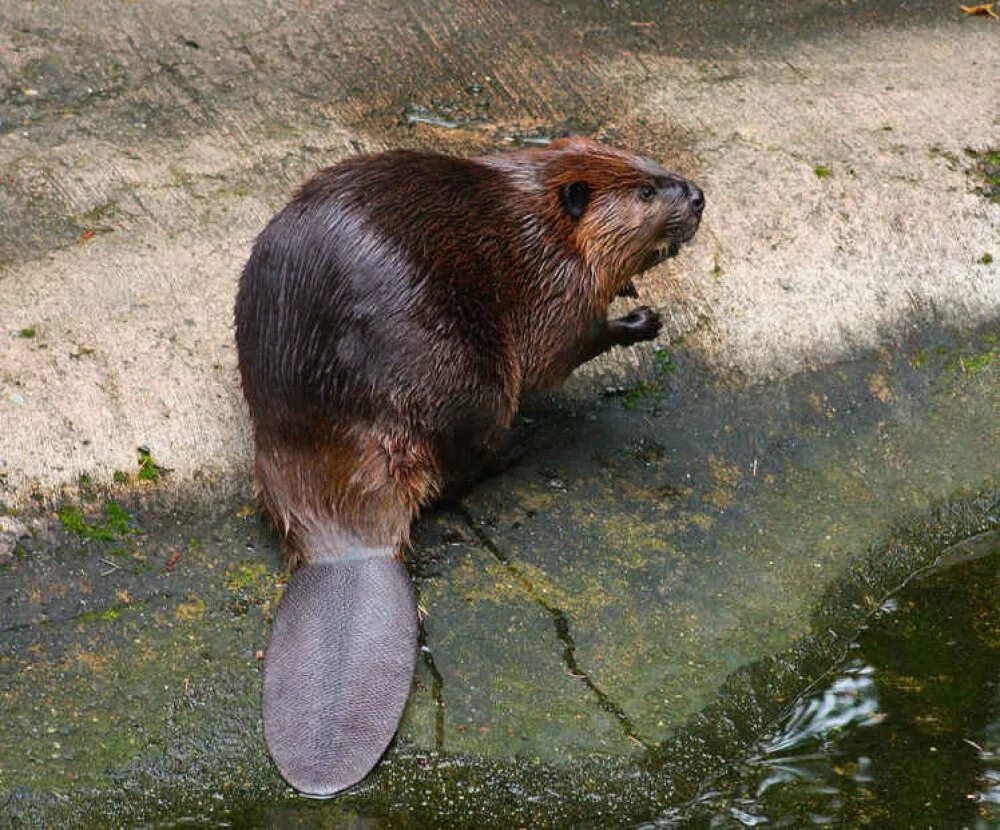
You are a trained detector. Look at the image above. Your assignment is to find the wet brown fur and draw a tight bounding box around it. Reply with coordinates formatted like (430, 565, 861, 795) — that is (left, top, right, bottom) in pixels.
(235, 136, 702, 567)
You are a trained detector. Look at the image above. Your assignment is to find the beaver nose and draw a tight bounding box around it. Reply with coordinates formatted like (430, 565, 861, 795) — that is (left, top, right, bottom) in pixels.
(686, 182, 705, 215)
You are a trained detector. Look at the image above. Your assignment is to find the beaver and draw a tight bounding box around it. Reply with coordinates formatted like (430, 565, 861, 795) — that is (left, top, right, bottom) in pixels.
(234, 135, 703, 796)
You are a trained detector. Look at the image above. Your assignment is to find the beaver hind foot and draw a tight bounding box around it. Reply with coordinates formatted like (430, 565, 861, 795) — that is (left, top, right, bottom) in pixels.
(262, 553, 417, 797)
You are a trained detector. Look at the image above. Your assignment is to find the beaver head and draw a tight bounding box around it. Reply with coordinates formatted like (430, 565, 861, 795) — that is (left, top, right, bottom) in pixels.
(542, 135, 703, 299)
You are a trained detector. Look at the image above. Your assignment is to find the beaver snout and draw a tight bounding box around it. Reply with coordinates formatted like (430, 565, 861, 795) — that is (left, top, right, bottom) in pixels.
(659, 176, 704, 216)
(668, 179, 704, 223)
(661, 179, 703, 249)
(686, 182, 705, 216)
(641, 177, 704, 271)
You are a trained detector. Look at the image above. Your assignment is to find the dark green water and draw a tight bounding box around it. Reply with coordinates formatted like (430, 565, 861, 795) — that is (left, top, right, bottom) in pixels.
(657, 536, 1000, 830)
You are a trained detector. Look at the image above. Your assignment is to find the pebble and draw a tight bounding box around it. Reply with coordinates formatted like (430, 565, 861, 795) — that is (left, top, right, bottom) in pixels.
(0, 516, 30, 560)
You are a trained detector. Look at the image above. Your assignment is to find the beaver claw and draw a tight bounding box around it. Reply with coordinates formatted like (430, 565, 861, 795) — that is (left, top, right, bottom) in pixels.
(614, 306, 662, 345)
(617, 279, 639, 299)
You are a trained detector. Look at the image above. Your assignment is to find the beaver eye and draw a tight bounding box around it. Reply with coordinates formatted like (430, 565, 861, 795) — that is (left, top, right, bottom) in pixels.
(639, 185, 656, 201)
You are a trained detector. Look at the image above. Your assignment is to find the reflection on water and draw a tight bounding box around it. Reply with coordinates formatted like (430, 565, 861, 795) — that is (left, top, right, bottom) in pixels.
(743, 659, 882, 819)
(654, 541, 999, 829)
(756, 659, 881, 757)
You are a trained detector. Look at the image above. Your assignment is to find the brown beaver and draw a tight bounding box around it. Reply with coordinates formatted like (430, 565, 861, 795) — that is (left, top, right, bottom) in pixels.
(234, 135, 703, 796)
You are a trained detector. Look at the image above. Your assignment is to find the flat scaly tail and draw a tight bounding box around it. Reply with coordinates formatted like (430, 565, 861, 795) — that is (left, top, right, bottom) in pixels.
(262, 550, 417, 797)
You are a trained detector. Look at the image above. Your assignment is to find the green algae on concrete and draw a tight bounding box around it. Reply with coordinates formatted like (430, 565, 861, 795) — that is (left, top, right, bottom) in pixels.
(461, 326, 1000, 744)
(404, 535, 638, 761)
(2, 596, 258, 794)
(0, 500, 283, 825)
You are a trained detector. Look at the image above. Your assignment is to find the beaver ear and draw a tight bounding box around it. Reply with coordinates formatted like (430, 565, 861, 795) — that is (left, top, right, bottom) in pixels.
(560, 181, 590, 220)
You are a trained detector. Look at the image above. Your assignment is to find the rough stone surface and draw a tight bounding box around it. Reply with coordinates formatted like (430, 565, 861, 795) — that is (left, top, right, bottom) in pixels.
(0, 0, 996, 504)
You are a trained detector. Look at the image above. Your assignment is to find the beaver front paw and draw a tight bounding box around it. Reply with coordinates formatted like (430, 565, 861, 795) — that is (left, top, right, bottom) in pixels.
(614, 306, 662, 345)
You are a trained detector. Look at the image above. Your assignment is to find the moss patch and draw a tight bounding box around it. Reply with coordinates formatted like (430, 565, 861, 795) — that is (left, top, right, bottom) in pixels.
(137, 447, 165, 482)
(966, 147, 1000, 203)
(57, 501, 135, 542)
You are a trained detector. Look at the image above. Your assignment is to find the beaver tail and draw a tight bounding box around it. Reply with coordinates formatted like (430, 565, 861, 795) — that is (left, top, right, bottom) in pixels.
(262, 548, 417, 797)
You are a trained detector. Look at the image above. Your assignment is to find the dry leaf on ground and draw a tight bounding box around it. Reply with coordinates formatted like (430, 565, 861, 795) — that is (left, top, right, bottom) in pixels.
(959, 3, 998, 18)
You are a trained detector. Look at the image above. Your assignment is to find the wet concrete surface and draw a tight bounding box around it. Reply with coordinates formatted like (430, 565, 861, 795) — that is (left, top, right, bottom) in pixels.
(1, 323, 997, 827)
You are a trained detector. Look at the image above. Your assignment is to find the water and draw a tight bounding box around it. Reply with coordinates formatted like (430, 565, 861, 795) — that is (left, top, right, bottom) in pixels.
(658, 535, 1000, 829)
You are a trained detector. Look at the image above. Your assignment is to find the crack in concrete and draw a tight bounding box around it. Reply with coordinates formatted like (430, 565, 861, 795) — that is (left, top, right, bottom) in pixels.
(416, 614, 446, 752)
(452, 504, 652, 750)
